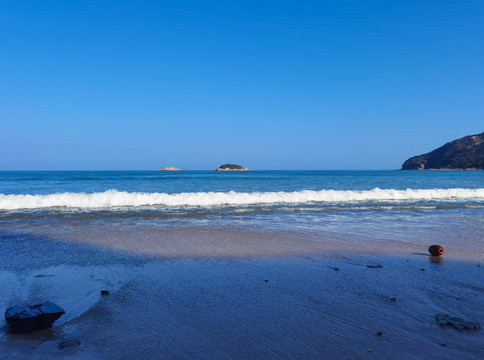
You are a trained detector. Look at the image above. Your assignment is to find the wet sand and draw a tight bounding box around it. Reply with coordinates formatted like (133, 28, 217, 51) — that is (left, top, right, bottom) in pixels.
(0, 227, 483, 359)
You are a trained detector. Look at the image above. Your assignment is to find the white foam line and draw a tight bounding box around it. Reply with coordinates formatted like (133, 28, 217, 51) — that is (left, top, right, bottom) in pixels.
(0, 188, 483, 210)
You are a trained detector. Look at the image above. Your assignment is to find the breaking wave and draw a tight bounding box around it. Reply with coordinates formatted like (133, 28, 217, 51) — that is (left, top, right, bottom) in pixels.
(0, 188, 483, 211)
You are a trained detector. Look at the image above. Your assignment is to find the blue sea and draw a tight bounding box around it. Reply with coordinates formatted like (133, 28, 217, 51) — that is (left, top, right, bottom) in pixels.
(0, 170, 483, 251)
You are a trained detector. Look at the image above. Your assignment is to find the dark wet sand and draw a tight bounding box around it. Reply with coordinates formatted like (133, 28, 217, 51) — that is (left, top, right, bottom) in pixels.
(0, 227, 483, 359)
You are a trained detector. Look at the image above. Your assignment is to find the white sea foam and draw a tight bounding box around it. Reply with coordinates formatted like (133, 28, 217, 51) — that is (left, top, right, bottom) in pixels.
(0, 188, 483, 210)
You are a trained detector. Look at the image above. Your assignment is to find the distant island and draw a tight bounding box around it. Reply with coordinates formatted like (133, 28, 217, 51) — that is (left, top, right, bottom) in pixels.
(215, 164, 252, 171)
(401, 132, 484, 170)
(157, 167, 183, 171)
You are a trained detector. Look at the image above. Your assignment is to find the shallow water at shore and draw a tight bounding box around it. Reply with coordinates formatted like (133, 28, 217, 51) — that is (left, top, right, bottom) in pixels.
(1, 171, 482, 258)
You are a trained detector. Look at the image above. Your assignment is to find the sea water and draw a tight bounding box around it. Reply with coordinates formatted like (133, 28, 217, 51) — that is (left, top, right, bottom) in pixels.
(0, 170, 483, 252)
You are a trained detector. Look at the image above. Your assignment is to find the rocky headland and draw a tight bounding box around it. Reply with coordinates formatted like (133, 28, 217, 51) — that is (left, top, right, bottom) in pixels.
(215, 164, 252, 171)
(157, 167, 183, 171)
(401, 132, 484, 170)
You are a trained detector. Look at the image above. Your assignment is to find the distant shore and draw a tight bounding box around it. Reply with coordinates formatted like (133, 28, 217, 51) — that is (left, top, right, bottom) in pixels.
(157, 166, 183, 171)
(214, 168, 252, 171)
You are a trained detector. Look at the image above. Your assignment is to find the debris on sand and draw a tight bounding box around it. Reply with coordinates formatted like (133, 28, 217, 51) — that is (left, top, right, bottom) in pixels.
(436, 314, 480, 331)
(428, 245, 445, 256)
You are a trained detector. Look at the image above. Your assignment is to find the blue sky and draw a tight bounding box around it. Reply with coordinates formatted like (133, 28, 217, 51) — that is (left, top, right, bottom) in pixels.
(1, 0, 482, 170)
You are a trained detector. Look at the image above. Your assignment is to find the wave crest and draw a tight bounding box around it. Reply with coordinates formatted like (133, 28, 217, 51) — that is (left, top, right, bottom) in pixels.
(0, 188, 483, 210)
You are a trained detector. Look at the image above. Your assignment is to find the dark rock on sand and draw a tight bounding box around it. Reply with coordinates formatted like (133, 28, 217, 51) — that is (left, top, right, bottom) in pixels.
(428, 245, 444, 256)
(215, 164, 252, 171)
(5, 302, 65, 333)
(101, 290, 110, 296)
(401, 132, 484, 170)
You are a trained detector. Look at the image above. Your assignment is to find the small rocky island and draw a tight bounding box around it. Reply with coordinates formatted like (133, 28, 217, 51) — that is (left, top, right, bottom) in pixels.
(215, 164, 252, 171)
(401, 132, 484, 170)
(157, 167, 183, 171)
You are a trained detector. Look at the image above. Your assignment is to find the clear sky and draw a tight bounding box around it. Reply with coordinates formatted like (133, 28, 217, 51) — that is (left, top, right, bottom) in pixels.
(1, 0, 482, 170)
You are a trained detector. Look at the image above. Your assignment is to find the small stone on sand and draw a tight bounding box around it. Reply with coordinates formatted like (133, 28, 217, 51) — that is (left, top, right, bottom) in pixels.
(101, 290, 110, 296)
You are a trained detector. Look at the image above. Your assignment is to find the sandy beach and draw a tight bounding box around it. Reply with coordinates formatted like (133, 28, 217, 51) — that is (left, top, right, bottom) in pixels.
(0, 225, 482, 360)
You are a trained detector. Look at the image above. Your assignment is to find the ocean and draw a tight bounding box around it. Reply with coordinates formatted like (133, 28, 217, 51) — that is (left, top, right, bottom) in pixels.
(1, 170, 484, 359)
(0, 170, 483, 253)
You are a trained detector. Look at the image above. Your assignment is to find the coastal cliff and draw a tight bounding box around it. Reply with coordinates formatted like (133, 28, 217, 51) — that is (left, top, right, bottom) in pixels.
(401, 132, 484, 170)
(215, 164, 252, 171)
(157, 167, 183, 171)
